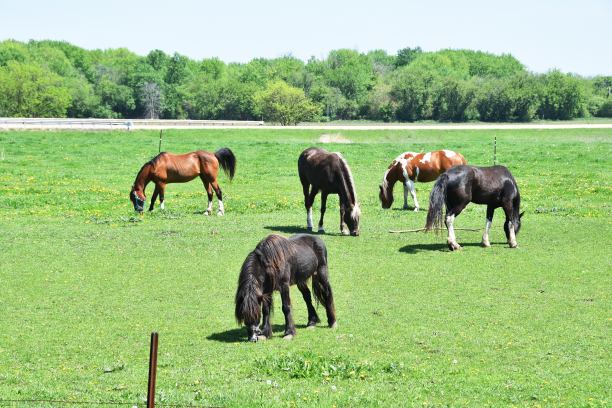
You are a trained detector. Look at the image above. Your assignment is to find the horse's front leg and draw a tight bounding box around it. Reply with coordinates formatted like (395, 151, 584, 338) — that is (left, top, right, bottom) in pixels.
(260, 295, 273, 340)
(482, 205, 495, 247)
(149, 185, 160, 211)
(280, 283, 296, 340)
(339, 206, 349, 235)
(305, 186, 318, 232)
(318, 192, 328, 233)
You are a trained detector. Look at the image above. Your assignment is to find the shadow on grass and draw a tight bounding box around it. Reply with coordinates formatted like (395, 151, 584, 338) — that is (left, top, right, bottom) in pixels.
(264, 225, 351, 237)
(208, 324, 311, 343)
(399, 242, 507, 253)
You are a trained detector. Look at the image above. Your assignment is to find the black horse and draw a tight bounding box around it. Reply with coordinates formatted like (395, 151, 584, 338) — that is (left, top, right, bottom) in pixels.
(298, 147, 360, 236)
(425, 165, 524, 250)
(235, 234, 337, 342)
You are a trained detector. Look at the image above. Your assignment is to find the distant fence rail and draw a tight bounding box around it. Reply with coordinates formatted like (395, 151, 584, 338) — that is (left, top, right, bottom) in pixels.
(0, 118, 265, 130)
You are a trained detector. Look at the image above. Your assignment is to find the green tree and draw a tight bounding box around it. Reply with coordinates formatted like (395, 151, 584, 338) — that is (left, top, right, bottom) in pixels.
(0, 61, 71, 117)
(537, 70, 586, 120)
(255, 81, 320, 125)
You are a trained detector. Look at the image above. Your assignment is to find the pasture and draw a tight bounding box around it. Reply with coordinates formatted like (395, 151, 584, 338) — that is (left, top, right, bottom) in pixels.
(0, 128, 610, 407)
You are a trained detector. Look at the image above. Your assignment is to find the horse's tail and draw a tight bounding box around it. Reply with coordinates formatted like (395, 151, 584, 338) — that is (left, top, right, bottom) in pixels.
(311, 240, 331, 306)
(425, 173, 448, 231)
(215, 148, 236, 181)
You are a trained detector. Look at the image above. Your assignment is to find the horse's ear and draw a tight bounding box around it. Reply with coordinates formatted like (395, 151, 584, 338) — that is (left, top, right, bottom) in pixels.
(519, 211, 525, 218)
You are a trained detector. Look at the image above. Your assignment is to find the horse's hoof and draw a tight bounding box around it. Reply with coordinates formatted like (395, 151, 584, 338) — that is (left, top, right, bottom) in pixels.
(257, 335, 267, 341)
(217, 211, 224, 216)
(448, 241, 462, 251)
(306, 324, 316, 330)
(204, 211, 211, 216)
(341, 230, 350, 236)
(306, 226, 313, 232)
(318, 228, 325, 233)
(283, 334, 294, 341)
(329, 322, 338, 329)
(481, 240, 491, 248)
(413, 207, 419, 212)
(403, 205, 410, 210)
(509, 242, 518, 248)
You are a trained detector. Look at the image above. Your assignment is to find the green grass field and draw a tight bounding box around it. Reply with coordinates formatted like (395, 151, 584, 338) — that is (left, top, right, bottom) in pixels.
(0, 129, 610, 407)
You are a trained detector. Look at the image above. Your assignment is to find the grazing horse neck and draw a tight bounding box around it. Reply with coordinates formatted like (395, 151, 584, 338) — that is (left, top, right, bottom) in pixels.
(381, 163, 403, 202)
(335, 153, 357, 207)
(133, 163, 152, 193)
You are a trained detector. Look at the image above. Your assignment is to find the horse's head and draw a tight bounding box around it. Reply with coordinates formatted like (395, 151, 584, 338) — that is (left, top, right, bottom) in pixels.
(129, 188, 146, 213)
(344, 203, 361, 236)
(379, 184, 393, 209)
(504, 211, 524, 238)
(235, 253, 264, 342)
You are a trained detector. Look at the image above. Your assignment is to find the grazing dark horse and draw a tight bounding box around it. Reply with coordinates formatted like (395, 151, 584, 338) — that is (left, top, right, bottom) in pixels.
(129, 148, 236, 215)
(235, 234, 337, 342)
(298, 147, 360, 236)
(425, 165, 524, 250)
(379, 150, 466, 211)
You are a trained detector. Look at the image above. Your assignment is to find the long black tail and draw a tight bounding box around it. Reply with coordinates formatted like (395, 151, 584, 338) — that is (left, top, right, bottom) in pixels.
(311, 244, 331, 306)
(425, 173, 448, 231)
(215, 147, 236, 180)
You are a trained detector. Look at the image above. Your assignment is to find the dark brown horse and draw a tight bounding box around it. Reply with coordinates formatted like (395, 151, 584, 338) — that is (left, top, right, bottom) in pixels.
(298, 147, 360, 236)
(235, 234, 336, 342)
(379, 150, 466, 211)
(130, 148, 235, 214)
(425, 165, 523, 250)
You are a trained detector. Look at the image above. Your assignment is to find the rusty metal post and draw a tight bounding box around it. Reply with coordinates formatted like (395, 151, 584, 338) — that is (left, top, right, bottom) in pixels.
(158, 130, 163, 153)
(493, 136, 497, 165)
(146, 332, 159, 408)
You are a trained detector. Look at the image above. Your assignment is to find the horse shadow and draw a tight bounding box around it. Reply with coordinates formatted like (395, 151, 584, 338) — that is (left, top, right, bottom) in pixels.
(264, 225, 347, 236)
(399, 242, 506, 253)
(207, 324, 310, 343)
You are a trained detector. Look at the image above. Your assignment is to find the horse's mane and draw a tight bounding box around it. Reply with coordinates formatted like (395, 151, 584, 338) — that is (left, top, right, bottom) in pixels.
(235, 235, 296, 324)
(334, 153, 360, 220)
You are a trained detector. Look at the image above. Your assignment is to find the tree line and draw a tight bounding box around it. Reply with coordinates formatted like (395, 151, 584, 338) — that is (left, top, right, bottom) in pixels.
(0, 39, 610, 124)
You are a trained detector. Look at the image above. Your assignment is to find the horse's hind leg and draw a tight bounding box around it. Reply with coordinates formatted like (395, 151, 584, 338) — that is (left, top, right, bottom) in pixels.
(482, 205, 495, 247)
(314, 264, 337, 328)
(297, 282, 320, 328)
(211, 180, 224, 216)
(159, 183, 166, 210)
(280, 283, 296, 339)
(149, 185, 160, 211)
(200, 178, 213, 215)
(445, 204, 467, 251)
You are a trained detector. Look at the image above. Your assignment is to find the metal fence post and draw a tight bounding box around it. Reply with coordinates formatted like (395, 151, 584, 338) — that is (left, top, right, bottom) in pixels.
(147, 332, 159, 408)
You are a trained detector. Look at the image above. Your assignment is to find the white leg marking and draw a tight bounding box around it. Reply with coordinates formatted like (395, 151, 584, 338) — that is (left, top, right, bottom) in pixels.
(403, 182, 409, 209)
(307, 207, 313, 230)
(160, 201, 165, 210)
(508, 221, 517, 248)
(482, 219, 491, 247)
(446, 215, 461, 250)
(217, 200, 225, 216)
(409, 179, 419, 211)
(205, 199, 213, 216)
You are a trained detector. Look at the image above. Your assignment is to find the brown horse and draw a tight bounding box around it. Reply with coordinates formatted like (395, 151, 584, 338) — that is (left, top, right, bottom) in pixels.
(130, 148, 236, 214)
(379, 150, 466, 211)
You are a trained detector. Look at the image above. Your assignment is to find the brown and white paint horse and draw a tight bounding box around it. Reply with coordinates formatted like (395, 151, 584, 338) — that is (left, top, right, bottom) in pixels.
(130, 148, 236, 215)
(379, 150, 466, 211)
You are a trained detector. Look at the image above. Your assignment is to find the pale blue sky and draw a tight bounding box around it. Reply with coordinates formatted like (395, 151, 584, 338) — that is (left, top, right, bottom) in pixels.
(1, 0, 610, 76)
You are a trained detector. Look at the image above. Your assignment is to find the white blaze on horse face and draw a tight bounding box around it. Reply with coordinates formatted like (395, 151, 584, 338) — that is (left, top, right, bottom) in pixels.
(443, 150, 456, 158)
(420, 152, 432, 164)
(307, 207, 313, 229)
